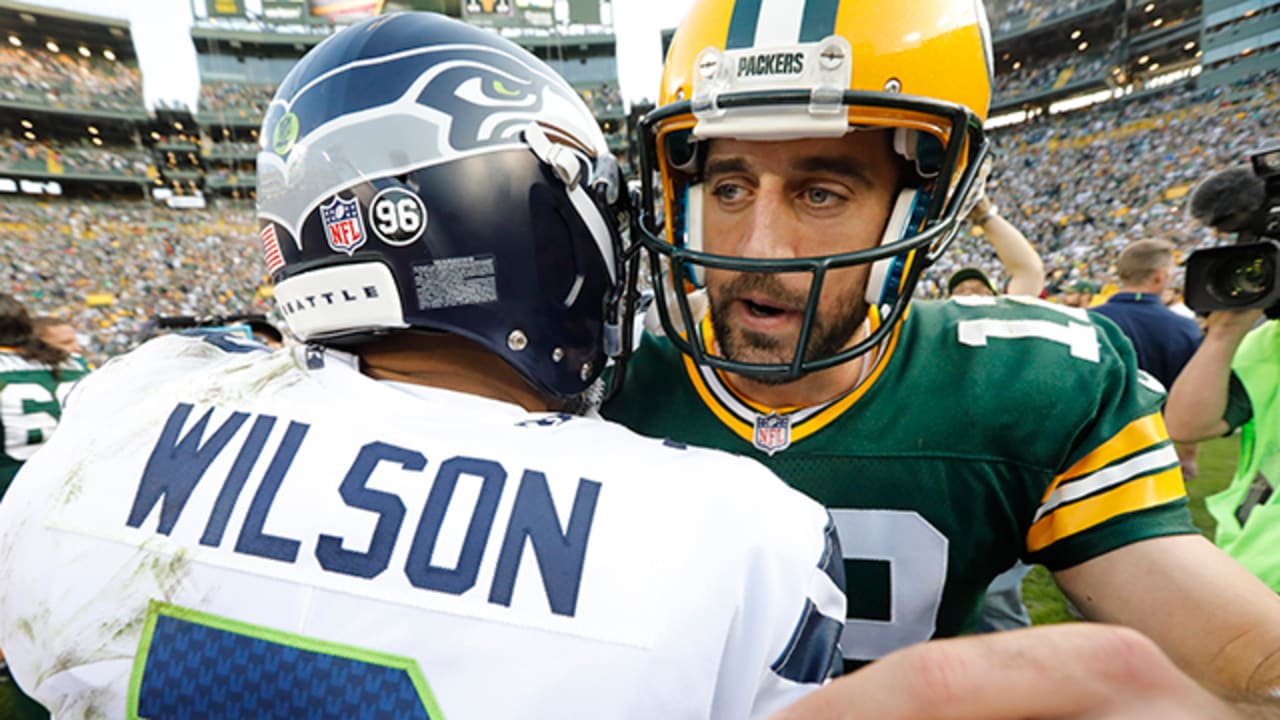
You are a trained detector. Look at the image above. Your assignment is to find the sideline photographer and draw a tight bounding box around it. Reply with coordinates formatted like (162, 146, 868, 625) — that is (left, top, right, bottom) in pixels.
(1166, 143, 1280, 593)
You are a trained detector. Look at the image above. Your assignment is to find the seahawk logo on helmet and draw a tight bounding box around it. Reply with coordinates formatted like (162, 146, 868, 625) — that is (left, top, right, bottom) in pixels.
(257, 23, 603, 248)
(256, 13, 633, 400)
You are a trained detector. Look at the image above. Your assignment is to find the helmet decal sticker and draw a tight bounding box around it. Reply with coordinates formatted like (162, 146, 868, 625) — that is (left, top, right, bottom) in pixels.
(412, 255, 498, 310)
(368, 187, 428, 246)
(272, 112, 300, 156)
(320, 195, 367, 255)
(261, 223, 285, 274)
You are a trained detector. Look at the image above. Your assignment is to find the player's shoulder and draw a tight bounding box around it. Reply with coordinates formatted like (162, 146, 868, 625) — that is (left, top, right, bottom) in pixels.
(0, 350, 47, 375)
(625, 331, 686, 378)
(910, 295, 1135, 366)
(601, 331, 689, 420)
(919, 294, 1095, 325)
(67, 332, 283, 409)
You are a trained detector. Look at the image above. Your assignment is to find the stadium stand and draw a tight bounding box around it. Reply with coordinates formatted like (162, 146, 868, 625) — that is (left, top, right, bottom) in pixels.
(926, 68, 1280, 298)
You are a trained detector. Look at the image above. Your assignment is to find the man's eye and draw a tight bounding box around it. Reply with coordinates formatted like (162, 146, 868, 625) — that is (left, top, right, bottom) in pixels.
(806, 187, 839, 205)
(711, 184, 745, 201)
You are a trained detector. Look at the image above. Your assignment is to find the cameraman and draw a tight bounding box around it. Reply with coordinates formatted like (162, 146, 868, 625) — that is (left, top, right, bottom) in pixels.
(1166, 307, 1279, 593)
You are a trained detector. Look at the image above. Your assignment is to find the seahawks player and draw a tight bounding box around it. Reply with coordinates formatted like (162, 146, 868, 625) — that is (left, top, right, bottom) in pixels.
(0, 15, 843, 719)
(603, 0, 1280, 708)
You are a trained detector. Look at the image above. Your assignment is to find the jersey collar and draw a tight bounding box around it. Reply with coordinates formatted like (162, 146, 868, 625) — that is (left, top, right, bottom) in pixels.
(680, 304, 907, 454)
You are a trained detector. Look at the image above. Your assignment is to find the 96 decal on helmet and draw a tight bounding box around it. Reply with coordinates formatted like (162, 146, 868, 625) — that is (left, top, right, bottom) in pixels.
(636, 0, 994, 378)
(256, 12, 633, 398)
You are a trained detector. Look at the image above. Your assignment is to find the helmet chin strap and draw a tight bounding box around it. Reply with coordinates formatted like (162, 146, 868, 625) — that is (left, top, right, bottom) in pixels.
(523, 122, 618, 286)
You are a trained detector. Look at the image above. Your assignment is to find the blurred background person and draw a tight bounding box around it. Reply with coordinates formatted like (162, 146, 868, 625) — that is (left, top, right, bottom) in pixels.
(1060, 279, 1098, 308)
(0, 296, 87, 497)
(32, 317, 87, 365)
(1166, 308, 1280, 593)
(961, 189, 1046, 297)
(1091, 239, 1203, 479)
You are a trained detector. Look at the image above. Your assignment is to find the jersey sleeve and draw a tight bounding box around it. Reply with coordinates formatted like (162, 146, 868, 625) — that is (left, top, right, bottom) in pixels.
(711, 458, 846, 719)
(1024, 313, 1197, 571)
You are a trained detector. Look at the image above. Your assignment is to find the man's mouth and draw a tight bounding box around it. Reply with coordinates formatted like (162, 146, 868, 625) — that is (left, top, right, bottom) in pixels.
(744, 298, 787, 317)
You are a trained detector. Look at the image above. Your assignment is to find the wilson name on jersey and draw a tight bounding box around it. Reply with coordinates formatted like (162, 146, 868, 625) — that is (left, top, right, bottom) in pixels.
(0, 333, 843, 719)
(604, 296, 1195, 665)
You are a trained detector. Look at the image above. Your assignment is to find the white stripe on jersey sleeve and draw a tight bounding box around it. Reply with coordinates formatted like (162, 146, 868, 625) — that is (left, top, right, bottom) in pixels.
(1033, 443, 1180, 524)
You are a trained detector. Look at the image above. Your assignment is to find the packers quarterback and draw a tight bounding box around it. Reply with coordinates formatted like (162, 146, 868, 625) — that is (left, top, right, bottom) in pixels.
(603, 0, 1280, 710)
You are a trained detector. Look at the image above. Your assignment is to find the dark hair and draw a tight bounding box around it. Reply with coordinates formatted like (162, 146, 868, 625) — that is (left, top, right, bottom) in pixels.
(0, 294, 70, 378)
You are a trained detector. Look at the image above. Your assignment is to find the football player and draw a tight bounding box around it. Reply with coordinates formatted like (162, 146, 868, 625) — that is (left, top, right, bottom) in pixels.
(0, 14, 843, 719)
(0, 295, 87, 497)
(602, 0, 1280, 709)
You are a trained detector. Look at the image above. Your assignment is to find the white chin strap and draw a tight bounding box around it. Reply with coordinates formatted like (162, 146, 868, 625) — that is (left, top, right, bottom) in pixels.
(523, 122, 617, 285)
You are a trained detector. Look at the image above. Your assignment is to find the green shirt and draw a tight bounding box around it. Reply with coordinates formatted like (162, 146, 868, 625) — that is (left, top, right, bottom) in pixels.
(0, 351, 89, 495)
(1208, 320, 1280, 592)
(605, 297, 1196, 666)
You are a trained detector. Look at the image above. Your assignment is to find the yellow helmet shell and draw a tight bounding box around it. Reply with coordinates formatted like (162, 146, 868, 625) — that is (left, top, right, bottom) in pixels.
(661, 0, 992, 142)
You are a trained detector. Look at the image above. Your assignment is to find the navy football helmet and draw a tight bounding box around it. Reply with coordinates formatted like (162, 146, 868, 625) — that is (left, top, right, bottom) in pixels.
(256, 12, 632, 399)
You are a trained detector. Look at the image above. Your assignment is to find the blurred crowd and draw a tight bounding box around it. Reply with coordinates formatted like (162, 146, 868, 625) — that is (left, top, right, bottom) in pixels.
(995, 42, 1120, 101)
(0, 130, 151, 178)
(924, 69, 1280, 299)
(0, 45, 142, 112)
(579, 82, 622, 114)
(986, 0, 1099, 34)
(199, 80, 277, 117)
(0, 199, 265, 365)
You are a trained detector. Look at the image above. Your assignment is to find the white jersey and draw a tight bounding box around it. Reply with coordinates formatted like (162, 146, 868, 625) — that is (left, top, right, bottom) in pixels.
(0, 333, 844, 720)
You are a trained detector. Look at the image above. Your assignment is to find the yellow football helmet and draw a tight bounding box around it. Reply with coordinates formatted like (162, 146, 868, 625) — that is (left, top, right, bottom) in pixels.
(636, 0, 993, 379)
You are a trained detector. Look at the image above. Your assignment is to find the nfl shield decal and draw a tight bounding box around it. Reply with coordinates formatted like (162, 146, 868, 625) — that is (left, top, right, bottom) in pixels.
(321, 195, 366, 255)
(753, 412, 792, 455)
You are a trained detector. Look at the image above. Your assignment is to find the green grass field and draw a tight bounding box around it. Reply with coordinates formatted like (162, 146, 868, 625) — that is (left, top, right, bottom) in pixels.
(0, 438, 1240, 717)
(1024, 435, 1239, 624)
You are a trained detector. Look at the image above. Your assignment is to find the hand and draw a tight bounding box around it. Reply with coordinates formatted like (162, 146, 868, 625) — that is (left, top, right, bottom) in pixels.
(966, 194, 993, 224)
(770, 624, 1238, 719)
(1204, 309, 1265, 343)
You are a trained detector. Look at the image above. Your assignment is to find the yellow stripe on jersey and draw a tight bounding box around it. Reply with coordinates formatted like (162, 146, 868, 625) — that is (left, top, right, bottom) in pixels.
(681, 304, 907, 446)
(1026, 465, 1185, 552)
(1040, 413, 1169, 503)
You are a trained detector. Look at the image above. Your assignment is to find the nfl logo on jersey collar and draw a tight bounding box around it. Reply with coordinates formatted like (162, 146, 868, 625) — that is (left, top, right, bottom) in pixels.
(321, 195, 366, 255)
(754, 412, 792, 455)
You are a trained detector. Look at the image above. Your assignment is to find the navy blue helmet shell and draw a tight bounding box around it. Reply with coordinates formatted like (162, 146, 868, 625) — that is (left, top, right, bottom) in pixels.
(256, 12, 629, 399)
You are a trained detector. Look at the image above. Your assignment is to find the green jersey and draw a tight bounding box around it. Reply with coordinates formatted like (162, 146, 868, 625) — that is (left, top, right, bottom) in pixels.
(604, 296, 1196, 666)
(0, 350, 88, 495)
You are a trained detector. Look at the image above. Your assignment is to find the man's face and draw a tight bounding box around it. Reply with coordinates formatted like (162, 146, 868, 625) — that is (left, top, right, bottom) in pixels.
(951, 279, 996, 297)
(38, 323, 82, 355)
(699, 131, 901, 374)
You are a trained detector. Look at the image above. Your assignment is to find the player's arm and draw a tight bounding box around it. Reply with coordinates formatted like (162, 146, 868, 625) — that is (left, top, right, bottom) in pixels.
(1054, 534, 1280, 713)
(770, 624, 1252, 720)
(968, 195, 1045, 297)
(1029, 312, 1280, 712)
(1165, 309, 1262, 443)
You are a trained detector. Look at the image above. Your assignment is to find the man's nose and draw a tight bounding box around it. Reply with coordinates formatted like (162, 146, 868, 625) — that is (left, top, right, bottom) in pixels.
(737, 185, 798, 261)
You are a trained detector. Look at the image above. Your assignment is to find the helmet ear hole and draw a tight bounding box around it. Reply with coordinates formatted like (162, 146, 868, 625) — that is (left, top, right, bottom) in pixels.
(664, 130, 703, 176)
(892, 129, 943, 179)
